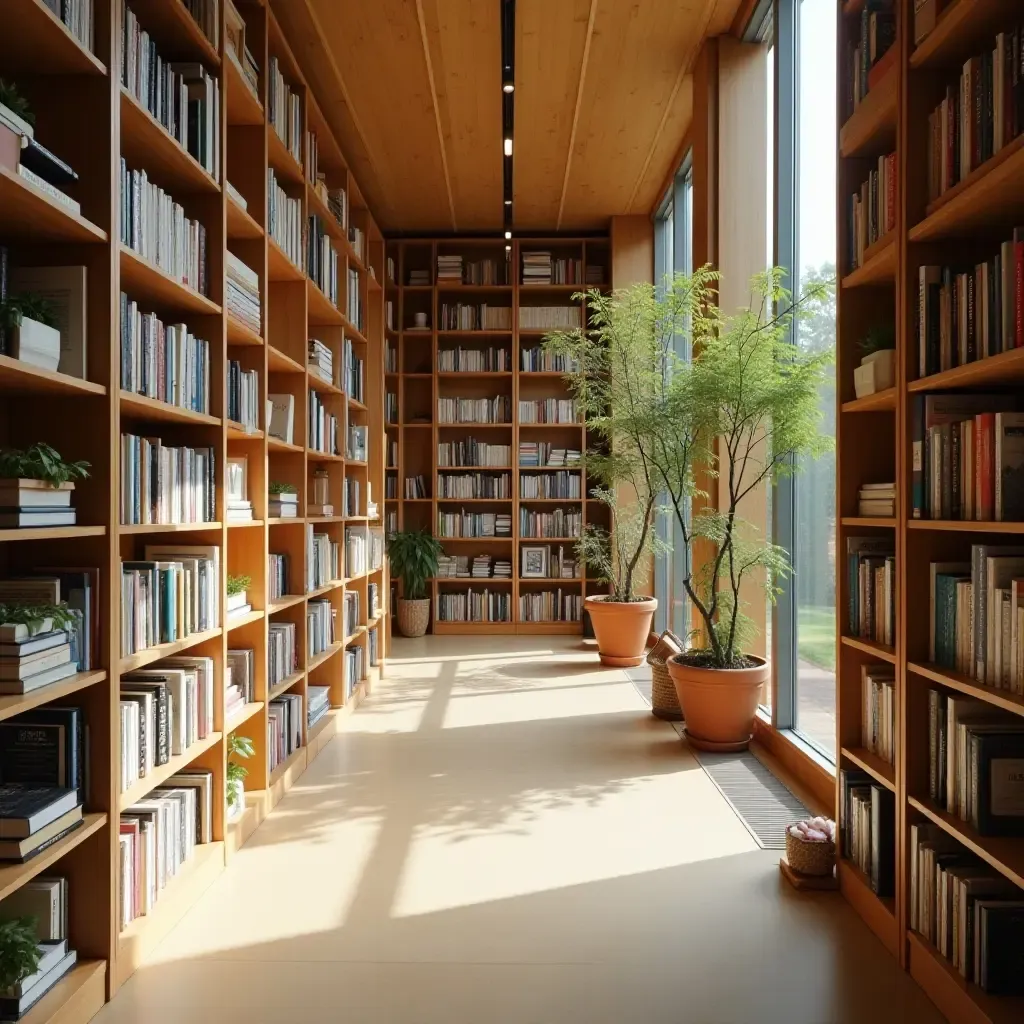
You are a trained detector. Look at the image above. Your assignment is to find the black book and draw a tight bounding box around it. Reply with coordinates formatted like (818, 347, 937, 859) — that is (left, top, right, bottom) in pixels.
(978, 901, 1024, 994)
(0, 716, 78, 794)
(972, 730, 1024, 836)
(7, 708, 85, 804)
(0, 785, 78, 840)
(870, 785, 895, 897)
(0, 948, 77, 1021)
(839, 768, 871, 860)
(18, 136, 77, 187)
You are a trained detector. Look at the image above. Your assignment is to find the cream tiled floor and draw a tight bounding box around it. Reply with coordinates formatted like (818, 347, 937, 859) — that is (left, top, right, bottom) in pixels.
(95, 636, 941, 1023)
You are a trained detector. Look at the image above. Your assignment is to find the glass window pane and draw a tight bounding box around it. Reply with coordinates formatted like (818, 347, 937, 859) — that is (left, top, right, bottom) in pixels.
(793, 0, 837, 757)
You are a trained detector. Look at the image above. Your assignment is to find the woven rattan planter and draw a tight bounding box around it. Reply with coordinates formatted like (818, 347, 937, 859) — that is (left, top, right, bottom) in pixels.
(397, 598, 430, 638)
(784, 831, 836, 878)
(647, 630, 683, 721)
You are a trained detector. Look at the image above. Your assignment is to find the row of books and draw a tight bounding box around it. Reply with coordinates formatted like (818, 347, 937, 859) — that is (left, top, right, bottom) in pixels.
(909, 821, 1024, 994)
(520, 472, 581, 499)
(344, 644, 364, 698)
(120, 547, 220, 656)
(520, 546, 579, 580)
(308, 216, 339, 307)
(225, 0, 257, 97)
(436, 255, 507, 286)
(227, 648, 256, 718)
(369, 583, 381, 620)
(385, 344, 397, 372)
(308, 389, 339, 456)
(349, 225, 365, 265)
(436, 590, 512, 622)
(437, 396, 512, 424)
(520, 347, 578, 372)
(925, 26, 1024, 204)
(847, 153, 896, 272)
(408, 268, 431, 286)
(308, 684, 330, 730)
(385, 392, 398, 423)
(120, 161, 208, 295)
(917, 236, 1024, 378)
(518, 399, 577, 424)
(518, 306, 582, 330)
(521, 252, 581, 286)
(268, 693, 302, 773)
(119, 657, 214, 792)
(346, 526, 368, 577)
(846, 536, 896, 647)
(858, 481, 894, 517)
(438, 440, 511, 467)
(844, 0, 894, 116)
(437, 347, 510, 372)
(343, 591, 360, 638)
(404, 474, 427, 499)
(344, 337, 365, 403)
(119, 435, 216, 526)
(437, 511, 512, 538)
(268, 55, 302, 163)
(268, 169, 303, 270)
(306, 527, 339, 591)
(437, 555, 513, 580)
(343, 477, 360, 517)
(437, 472, 512, 500)
(520, 507, 582, 539)
(119, 294, 210, 414)
(519, 591, 583, 622)
(861, 665, 895, 766)
(120, 2, 220, 177)
(268, 553, 289, 601)
(226, 251, 260, 334)
(519, 443, 581, 468)
(307, 599, 334, 658)
(227, 359, 259, 434)
(438, 303, 512, 332)
(347, 267, 362, 333)
(840, 769, 895, 897)
(269, 621, 297, 688)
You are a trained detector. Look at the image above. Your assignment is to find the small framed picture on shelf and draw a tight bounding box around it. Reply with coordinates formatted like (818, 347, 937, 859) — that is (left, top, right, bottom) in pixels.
(521, 546, 548, 579)
(227, 456, 248, 503)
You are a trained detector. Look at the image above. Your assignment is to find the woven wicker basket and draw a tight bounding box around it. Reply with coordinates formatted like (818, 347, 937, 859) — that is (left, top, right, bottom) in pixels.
(647, 630, 683, 721)
(785, 830, 836, 877)
(397, 598, 430, 638)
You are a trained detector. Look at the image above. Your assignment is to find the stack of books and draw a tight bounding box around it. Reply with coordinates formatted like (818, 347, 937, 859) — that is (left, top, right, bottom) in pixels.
(436, 254, 463, 283)
(368, 626, 379, 667)
(119, 435, 216, 525)
(343, 477, 360, 517)
(225, 0, 259, 98)
(370, 529, 384, 571)
(268, 56, 302, 162)
(307, 599, 334, 657)
(226, 495, 252, 523)
(0, 875, 78, 1017)
(0, 478, 77, 530)
(408, 268, 431, 286)
(226, 253, 260, 333)
(518, 398, 577, 424)
(307, 685, 330, 729)
(5, 97, 81, 217)
(521, 347, 579, 372)
(437, 396, 512, 424)
(303, 338, 332, 385)
(308, 389, 339, 455)
(585, 262, 604, 286)
(268, 170, 303, 269)
(328, 187, 347, 230)
(437, 554, 468, 579)
(385, 342, 397, 371)
(0, 617, 77, 695)
(861, 664, 895, 765)
(521, 252, 552, 285)
(268, 693, 302, 772)
(404, 475, 428, 499)
(840, 770, 895, 896)
(844, 0, 895, 115)
(858, 482, 895, 517)
(463, 258, 505, 285)
(268, 621, 297, 688)
(438, 303, 512, 331)
(437, 472, 511, 499)
(437, 347, 510, 372)
(368, 583, 380, 619)
(349, 225, 365, 264)
(268, 489, 299, 519)
(471, 555, 493, 579)
(227, 358, 259, 433)
(436, 590, 512, 623)
(0, 785, 82, 865)
(386, 392, 398, 423)
(268, 553, 289, 600)
(846, 536, 895, 646)
(0, 575, 93, 675)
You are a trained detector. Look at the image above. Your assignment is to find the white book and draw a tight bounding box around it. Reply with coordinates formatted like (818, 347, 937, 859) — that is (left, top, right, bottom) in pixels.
(10, 266, 88, 380)
(267, 394, 295, 444)
(16, 164, 80, 215)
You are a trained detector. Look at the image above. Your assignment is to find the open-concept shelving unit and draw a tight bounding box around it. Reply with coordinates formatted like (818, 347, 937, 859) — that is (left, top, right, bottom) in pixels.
(0, 0, 388, 1015)
(383, 237, 611, 634)
(837, 1, 1024, 1020)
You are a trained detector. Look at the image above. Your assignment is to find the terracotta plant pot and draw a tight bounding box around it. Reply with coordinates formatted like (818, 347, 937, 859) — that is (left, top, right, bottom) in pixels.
(584, 595, 656, 668)
(397, 598, 430, 638)
(666, 654, 769, 752)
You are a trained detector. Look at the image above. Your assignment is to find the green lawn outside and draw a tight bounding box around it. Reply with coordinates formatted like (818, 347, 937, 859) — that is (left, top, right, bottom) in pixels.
(798, 605, 836, 672)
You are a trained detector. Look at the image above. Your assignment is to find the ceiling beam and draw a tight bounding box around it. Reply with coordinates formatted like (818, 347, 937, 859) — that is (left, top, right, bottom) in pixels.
(415, 0, 458, 232)
(555, 0, 598, 230)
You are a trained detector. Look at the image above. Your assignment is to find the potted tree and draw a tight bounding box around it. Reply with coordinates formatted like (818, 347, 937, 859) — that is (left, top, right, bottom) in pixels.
(544, 286, 662, 667)
(387, 529, 443, 638)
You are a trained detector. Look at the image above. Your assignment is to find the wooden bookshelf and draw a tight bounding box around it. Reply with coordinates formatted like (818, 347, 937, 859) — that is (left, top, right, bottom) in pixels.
(837, 3, 1024, 1020)
(0, 0, 388, 1015)
(385, 238, 610, 633)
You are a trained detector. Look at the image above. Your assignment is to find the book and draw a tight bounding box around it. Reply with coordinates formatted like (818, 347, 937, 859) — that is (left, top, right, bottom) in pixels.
(0, 509, 76, 528)
(0, 660, 79, 695)
(0, 805, 82, 861)
(9, 940, 69, 998)
(996, 412, 1024, 520)
(971, 730, 1024, 835)
(0, 631, 67, 658)
(0, 481, 72, 508)
(0, 948, 77, 1019)
(977, 902, 1024, 994)
(0, 786, 78, 840)
(16, 165, 80, 215)
(2, 706, 85, 802)
(0, 878, 66, 942)
(268, 393, 295, 444)
(0, 643, 71, 680)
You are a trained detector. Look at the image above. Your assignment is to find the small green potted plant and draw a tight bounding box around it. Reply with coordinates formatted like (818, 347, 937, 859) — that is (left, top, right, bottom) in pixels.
(0, 601, 77, 641)
(853, 324, 896, 399)
(0, 917, 42, 998)
(0, 79, 35, 139)
(0, 443, 89, 522)
(226, 573, 252, 618)
(268, 481, 299, 518)
(0, 294, 60, 371)
(226, 732, 254, 820)
(386, 529, 443, 637)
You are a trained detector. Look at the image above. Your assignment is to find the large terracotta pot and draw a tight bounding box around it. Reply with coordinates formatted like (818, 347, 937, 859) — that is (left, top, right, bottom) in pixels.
(666, 654, 769, 752)
(584, 595, 656, 668)
(397, 598, 430, 638)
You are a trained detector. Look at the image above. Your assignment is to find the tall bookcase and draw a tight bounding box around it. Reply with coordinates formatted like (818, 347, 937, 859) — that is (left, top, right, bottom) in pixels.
(383, 237, 611, 635)
(0, 0, 388, 1015)
(837, 1, 1024, 1020)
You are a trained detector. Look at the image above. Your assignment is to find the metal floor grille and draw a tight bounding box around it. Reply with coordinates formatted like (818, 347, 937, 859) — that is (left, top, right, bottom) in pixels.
(689, 747, 809, 850)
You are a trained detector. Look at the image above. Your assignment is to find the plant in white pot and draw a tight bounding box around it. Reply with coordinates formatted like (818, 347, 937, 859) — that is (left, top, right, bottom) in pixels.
(387, 529, 443, 638)
(226, 732, 254, 821)
(0, 442, 89, 524)
(1, 294, 61, 372)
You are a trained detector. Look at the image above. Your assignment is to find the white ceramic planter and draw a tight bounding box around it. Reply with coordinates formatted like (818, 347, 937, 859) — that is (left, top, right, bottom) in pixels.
(853, 348, 895, 398)
(12, 317, 61, 371)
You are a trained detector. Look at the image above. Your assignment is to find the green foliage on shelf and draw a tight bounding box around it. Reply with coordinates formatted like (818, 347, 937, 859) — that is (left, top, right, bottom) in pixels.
(0, 918, 42, 993)
(226, 574, 251, 597)
(0, 443, 90, 487)
(268, 481, 297, 495)
(0, 293, 58, 331)
(0, 601, 77, 635)
(0, 79, 35, 128)
(227, 733, 255, 811)
(859, 323, 896, 356)
(387, 529, 442, 601)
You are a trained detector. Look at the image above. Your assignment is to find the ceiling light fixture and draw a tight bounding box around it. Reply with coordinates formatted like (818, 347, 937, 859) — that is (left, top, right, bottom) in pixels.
(503, 137, 513, 156)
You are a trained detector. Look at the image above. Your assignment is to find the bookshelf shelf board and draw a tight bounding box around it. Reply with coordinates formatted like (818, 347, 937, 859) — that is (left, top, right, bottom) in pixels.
(344, 320, 369, 347)
(267, 346, 304, 374)
(119, 246, 220, 316)
(840, 746, 895, 790)
(226, 700, 265, 733)
(436, 576, 513, 586)
(120, 626, 222, 674)
(306, 581, 343, 600)
(907, 662, 1024, 719)
(119, 88, 219, 195)
(0, 812, 107, 901)
(440, 465, 514, 472)
(227, 609, 264, 631)
(436, 371, 513, 379)
(436, 422, 513, 430)
(266, 129, 304, 186)
(519, 578, 583, 587)
(224, 54, 263, 126)
(840, 635, 896, 662)
(119, 732, 223, 812)
(0, 525, 106, 543)
(227, 519, 264, 528)
(840, 516, 896, 528)
(307, 281, 344, 325)
(0, 165, 106, 244)
(268, 671, 305, 702)
(432, 621, 517, 634)
(306, 515, 343, 524)
(401, 498, 433, 504)
(518, 328, 579, 337)
(518, 498, 584, 505)
(519, 371, 573, 379)
(348, 397, 368, 412)
(226, 194, 263, 240)
(343, 626, 367, 645)
(908, 519, 1024, 534)
(518, 422, 584, 430)
(838, 66, 897, 159)
(436, 330, 513, 339)
(840, 388, 896, 413)
(907, 931, 1024, 1024)
(306, 450, 344, 463)
(518, 536, 579, 543)
(436, 284, 513, 293)
(267, 240, 305, 283)
(0, 670, 106, 726)
(401, 285, 434, 293)
(0, 356, 106, 398)
(841, 233, 896, 289)
(907, 795, 1024, 890)
(307, 709, 337, 747)
(226, 315, 263, 347)
(436, 497, 513, 504)
(911, 134, 1024, 242)
(908, 347, 1024, 392)
(306, 186, 345, 241)
(119, 522, 221, 534)
(119, 390, 220, 427)
(226, 423, 263, 441)
(267, 436, 303, 454)
(518, 284, 584, 292)
(125, 0, 219, 67)
(2, 0, 107, 75)
(307, 375, 341, 397)
(307, 642, 344, 673)
(268, 744, 305, 788)
(438, 536, 513, 543)
(20, 959, 105, 1024)
(837, 859, 898, 956)
(519, 465, 582, 471)
(909, 0, 1022, 71)
(267, 516, 303, 526)
(268, 595, 306, 614)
